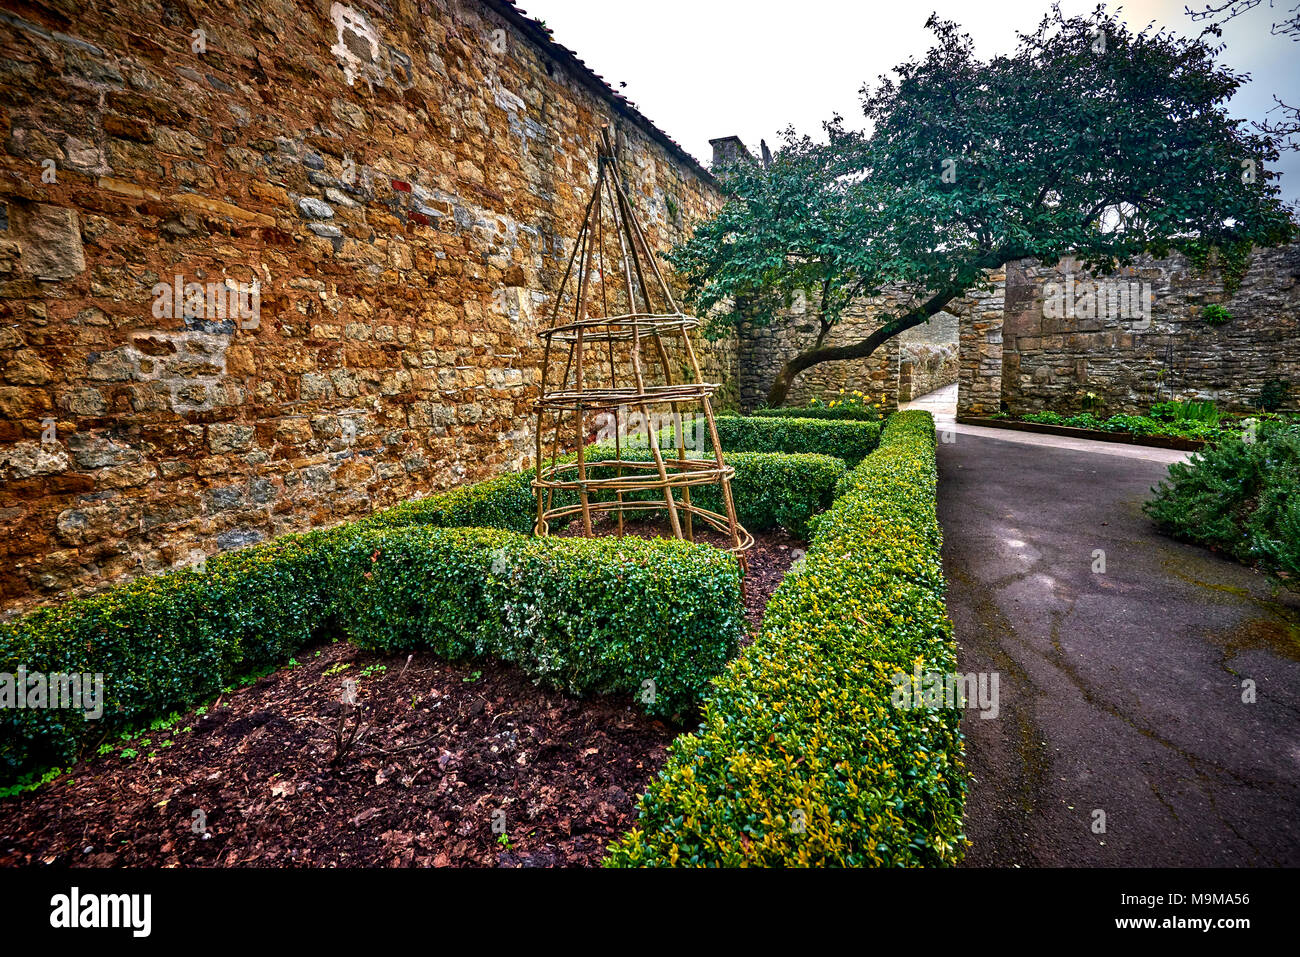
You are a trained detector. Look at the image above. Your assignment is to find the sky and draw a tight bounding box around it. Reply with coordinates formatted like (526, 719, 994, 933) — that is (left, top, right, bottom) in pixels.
(522, 0, 1299, 205)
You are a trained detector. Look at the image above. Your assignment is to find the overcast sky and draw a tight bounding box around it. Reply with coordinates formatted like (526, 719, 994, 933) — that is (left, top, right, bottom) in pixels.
(524, 0, 1299, 206)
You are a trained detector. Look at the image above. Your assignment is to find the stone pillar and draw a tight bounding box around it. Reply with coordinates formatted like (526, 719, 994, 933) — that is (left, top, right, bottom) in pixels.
(956, 268, 1006, 416)
(709, 136, 753, 169)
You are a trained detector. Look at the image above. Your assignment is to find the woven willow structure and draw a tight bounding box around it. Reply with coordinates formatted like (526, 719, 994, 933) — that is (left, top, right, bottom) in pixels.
(532, 128, 751, 557)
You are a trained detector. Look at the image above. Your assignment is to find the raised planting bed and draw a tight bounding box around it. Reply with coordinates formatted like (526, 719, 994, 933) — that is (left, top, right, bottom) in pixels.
(957, 415, 1208, 451)
(0, 413, 921, 868)
(0, 524, 805, 868)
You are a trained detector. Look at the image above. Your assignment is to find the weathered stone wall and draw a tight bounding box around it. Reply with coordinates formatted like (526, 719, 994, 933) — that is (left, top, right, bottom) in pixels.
(737, 297, 900, 411)
(1000, 245, 1300, 415)
(0, 0, 732, 613)
(899, 341, 957, 402)
(954, 276, 1006, 416)
(899, 309, 959, 346)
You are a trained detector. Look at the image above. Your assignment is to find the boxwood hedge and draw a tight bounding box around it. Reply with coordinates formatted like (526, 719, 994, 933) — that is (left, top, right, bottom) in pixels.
(711, 415, 881, 467)
(362, 449, 845, 539)
(606, 410, 967, 867)
(0, 529, 339, 784)
(751, 402, 879, 422)
(332, 526, 744, 718)
(0, 438, 850, 787)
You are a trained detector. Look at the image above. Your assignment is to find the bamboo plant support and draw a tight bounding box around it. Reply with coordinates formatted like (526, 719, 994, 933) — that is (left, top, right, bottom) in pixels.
(532, 127, 752, 561)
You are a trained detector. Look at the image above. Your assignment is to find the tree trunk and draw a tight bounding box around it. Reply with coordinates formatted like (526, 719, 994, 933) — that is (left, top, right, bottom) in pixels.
(764, 287, 961, 407)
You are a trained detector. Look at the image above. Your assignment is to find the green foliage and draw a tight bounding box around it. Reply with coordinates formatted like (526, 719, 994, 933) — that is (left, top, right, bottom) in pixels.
(332, 527, 744, 718)
(1151, 399, 1223, 425)
(668, 120, 871, 337)
(1258, 379, 1288, 412)
(1018, 409, 1222, 440)
(752, 393, 882, 422)
(1181, 239, 1254, 296)
(0, 530, 339, 785)
(1201, 304, 1233, 325)
(363, 449, 844, 539)
(1145, 418, 1300, 584)
(606, 411, 966, 867)
(358, 469, 538, 535)
(712, 453, 844, 538)
(711, 416, 881, 467)
(0, 442, 838, 788)
(582, 449, 846, 539)
(669, 7, 1294, 400)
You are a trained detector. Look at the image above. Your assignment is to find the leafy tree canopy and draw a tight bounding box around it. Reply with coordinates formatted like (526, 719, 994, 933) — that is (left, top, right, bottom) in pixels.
(670, 4, 1297, 406)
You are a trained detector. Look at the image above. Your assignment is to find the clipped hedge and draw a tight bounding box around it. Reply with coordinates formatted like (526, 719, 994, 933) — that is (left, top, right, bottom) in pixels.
(357, 468, 537, 535)
(0, 441, 839, 786)
(0, 529, 339, 785)
(711, 415, 881, 467)
(362, 449, 845, 539)
(580, 449, 844, 539)
(751, 402, 879, 422)
(332, 526, 744, 717)
(606, 410, 967, 867)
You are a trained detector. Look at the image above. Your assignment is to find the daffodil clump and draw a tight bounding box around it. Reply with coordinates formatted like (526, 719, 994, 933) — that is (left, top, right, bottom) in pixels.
(606, 411, 967, 867)
(753, 389, 884, 423)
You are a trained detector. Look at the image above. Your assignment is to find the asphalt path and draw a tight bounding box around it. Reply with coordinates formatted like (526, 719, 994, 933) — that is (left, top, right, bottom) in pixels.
(938, 426, 1300, 866)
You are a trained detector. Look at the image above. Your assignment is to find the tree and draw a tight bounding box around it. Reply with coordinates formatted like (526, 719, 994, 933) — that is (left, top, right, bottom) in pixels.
(1186, 1, 1300, 148)
(672, 6, 1297, 407)
(666, 120, 871, 358)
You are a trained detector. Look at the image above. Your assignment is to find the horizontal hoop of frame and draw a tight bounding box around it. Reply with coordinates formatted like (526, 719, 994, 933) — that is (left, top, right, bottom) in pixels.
(535, 384, 719, 413)
(534, 457, 734, 492)
(534, 498, 755, 555)
(541, 313, 700, 344)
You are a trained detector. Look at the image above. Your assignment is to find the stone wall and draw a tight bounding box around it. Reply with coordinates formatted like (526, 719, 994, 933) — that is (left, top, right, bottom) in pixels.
(954, 276, 1006, 416)
(737, 297, 900, 411)
(899, 341, 957, 402)
(0, 0, 732, 613)
(999, 245, 1300, 415)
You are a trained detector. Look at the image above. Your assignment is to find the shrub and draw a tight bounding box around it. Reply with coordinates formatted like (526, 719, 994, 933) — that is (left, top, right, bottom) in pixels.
(704, 452, 843, 537)
(711, 415, 881, 466)
(0, 530, 339, 785)
(752, 395, 880, 422)
(1201, 303, 1232, 325)
(579, 449, 844, 538)
(364, 450, 845, 539)
(1258, 379, 1288, 413)
(1145, 417, 1300, 583)
(1150, 399, 1222, 426)
(606, 410, 967, 867)
(357, 469, 538, 535)
(2, 439, 839, 787)
(1020, 409, 1223, 440)
(331, 526, 745, 717)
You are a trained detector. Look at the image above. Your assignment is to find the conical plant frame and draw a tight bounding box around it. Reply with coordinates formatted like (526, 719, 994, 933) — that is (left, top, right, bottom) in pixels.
(532, 127, 752, 559)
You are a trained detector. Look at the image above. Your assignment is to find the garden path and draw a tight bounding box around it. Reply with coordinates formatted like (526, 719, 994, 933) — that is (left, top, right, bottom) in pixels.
(935, 405, 1300, 865)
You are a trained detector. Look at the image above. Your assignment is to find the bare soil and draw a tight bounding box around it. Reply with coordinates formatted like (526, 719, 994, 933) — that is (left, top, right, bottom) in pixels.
(0, 527, 802, 868)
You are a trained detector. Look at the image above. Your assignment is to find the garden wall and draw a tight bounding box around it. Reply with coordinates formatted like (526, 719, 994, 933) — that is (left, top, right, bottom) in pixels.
(959, 244, 1300, 417)
(737, 298, 901, 411)
(899, 341, 957, 402)
(0, 0, 734, 613)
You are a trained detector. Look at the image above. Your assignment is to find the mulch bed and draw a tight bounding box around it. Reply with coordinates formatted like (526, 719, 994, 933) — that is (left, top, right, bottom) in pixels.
(0, 527, 802, 868)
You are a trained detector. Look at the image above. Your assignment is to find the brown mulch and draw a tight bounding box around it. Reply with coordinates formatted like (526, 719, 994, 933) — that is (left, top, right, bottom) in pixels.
(0, 528, 803, 869)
